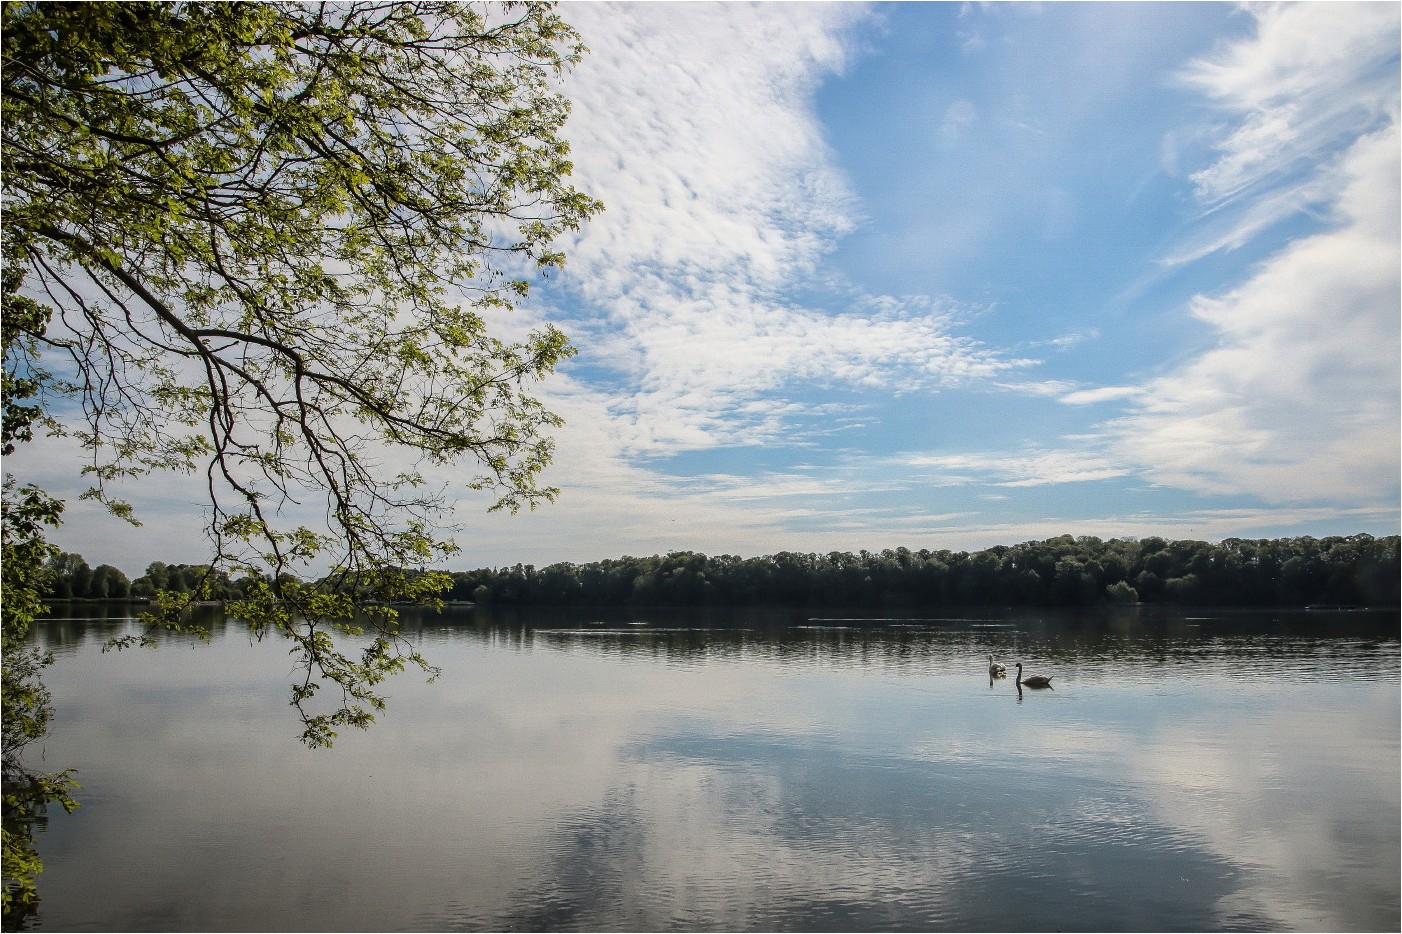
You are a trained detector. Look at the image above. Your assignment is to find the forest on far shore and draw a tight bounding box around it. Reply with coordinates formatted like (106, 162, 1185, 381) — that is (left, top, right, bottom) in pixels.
(41, 533, 1401, 609)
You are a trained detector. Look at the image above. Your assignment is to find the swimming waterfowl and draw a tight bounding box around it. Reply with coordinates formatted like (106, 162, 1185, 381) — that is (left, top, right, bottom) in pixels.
(988, 655, 1007, 678)
(1014, 662, 1053, 688)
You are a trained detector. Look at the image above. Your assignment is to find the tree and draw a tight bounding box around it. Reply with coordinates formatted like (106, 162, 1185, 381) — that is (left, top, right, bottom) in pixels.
(1104, 580, 1138, 605)
(88, 565, 131, 600)
(2, 0, 598, 915)
(1, 480, 79, 923)
(43, 552, 90, 599)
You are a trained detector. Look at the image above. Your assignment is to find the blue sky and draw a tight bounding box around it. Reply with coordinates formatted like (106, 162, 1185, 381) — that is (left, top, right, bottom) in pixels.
(36, 1, 1402, 573)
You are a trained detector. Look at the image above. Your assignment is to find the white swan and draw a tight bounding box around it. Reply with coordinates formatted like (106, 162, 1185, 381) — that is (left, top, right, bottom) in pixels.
(1014, 662, 1053, 688)
(988, 655, 1007, 678)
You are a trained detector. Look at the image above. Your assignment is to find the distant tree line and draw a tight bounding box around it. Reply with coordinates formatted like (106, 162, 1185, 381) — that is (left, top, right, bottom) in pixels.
(444, 534, 1400, 608)
(41, 557, 258, 602)
(42, 534, 1400, 609)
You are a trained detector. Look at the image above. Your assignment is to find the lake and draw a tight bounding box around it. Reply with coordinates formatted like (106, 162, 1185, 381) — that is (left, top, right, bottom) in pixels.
(20, 604, 1401, 932)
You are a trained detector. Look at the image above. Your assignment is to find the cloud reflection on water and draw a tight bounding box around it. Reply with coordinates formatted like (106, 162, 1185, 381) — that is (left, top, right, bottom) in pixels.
(474, 725, 1250, 932)
(27, 607, 1401, 932)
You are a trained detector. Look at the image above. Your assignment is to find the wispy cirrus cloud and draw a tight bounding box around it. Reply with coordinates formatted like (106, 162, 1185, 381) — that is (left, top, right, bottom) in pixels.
(1180, 1, 1397, 204)
(1166, 1, 1399, 263)
(896, 450, 1132, 488)
(1104, 4, 1400, 506)
(1060, 386, 1146, 406)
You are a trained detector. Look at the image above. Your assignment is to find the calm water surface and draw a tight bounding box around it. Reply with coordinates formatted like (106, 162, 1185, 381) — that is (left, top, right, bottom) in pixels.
(23, 605, 1401, 932)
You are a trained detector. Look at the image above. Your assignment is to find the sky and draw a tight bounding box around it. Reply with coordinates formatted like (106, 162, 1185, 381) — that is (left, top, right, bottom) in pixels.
(27, 1, 1402, 574)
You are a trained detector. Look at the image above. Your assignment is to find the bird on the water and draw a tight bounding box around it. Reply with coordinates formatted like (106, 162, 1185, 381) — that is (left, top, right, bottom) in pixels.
(988, 655, 1007, 678)
(1014, 662, 1053, 688)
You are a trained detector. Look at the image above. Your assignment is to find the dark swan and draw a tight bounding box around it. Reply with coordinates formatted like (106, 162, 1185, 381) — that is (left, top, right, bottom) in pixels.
(1014, 662, 1053, 688)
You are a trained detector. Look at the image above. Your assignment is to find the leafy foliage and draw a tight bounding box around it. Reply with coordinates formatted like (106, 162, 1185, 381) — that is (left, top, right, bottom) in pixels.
(2, 1, 597, 915)
(3, 0, 597, 735)
(0, 480, 79, 923)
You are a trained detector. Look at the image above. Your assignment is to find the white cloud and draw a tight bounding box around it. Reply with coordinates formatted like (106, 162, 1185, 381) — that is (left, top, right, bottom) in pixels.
(1110, 121, 1400, 504)
(560, 3, 862, 288)
(1060, 386, 1145, 406)
(549, 3, 1028, 461)
(1169, 1, 1399, 259)
(898, 449, 1132, 488)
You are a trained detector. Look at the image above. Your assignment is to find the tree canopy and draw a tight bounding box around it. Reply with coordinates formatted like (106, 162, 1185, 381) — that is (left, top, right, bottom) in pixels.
(1, 1, 598, 917)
